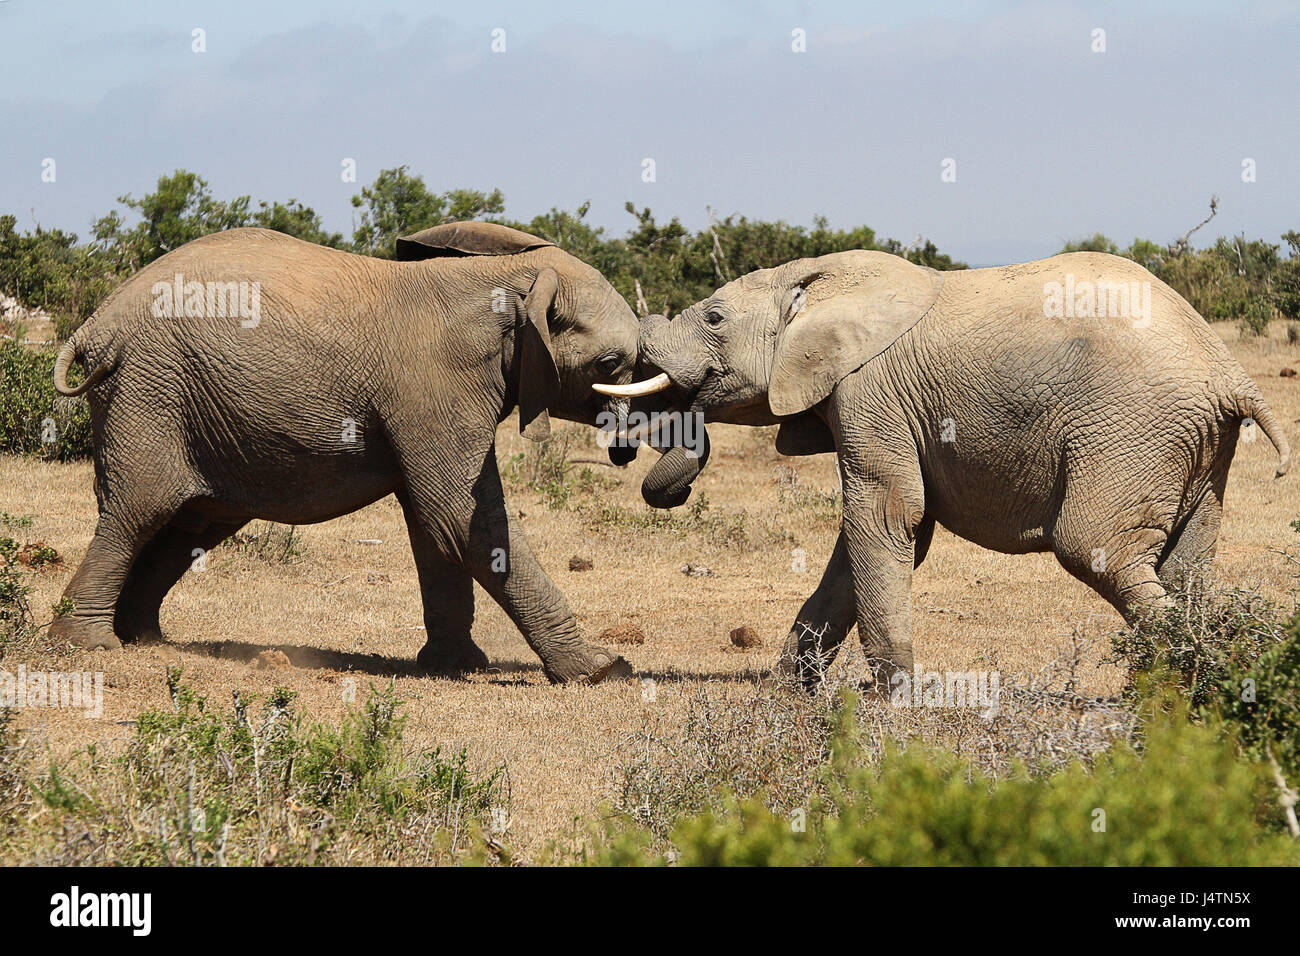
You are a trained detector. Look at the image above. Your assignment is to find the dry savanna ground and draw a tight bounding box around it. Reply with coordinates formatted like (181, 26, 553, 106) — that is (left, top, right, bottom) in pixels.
(3, 325, 1298, 857)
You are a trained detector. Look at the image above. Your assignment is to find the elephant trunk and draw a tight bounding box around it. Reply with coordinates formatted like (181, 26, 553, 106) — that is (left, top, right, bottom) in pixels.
(641, 431, 710, 509)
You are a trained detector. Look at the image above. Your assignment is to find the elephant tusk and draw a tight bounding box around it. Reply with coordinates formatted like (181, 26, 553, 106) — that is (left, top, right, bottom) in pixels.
(592, 373, 673, 398)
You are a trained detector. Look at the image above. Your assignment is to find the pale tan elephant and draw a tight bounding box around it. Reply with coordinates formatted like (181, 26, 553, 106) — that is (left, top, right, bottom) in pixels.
(626, 251, 1291, 688)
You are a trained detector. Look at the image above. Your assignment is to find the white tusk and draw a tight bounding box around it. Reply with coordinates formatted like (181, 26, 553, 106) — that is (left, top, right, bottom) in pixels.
(592, 372, 672, 398)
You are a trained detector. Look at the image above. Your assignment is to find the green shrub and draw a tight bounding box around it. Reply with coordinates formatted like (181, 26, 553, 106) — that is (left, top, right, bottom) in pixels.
(1109, 586, 1282, 711)
(584, 492, 792, 552)
(1109, 584, 1300, 784)
(1220, 616, 1300, 787)
(224, 522, 305, 563)
(502, 428, 618, 511)
(0, 536, 34, 656)
(1238, 298, 1274, 336)
(596, 696, 1298, 866)
(7, 672, 505, 865)
(0, 342, 93, 459)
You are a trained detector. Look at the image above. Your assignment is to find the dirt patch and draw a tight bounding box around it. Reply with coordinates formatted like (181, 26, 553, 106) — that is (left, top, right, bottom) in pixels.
(599, 623, 646, 645)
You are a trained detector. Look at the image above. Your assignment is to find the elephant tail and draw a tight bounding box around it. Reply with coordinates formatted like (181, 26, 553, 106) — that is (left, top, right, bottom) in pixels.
(52, 325, 116, 397)
(1234, 384, 1291, 478)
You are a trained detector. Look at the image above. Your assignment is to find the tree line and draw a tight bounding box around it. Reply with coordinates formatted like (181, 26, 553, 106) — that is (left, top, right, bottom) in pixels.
(2, 168, 1297, 342)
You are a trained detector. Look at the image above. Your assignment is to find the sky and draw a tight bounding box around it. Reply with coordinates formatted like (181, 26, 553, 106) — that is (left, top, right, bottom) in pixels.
(1, 0, 1297, 265)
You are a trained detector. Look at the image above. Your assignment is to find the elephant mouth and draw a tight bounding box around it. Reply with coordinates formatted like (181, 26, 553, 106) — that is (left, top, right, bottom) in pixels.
(592, 366, 714, 503)
(681, 371, 715, 415)
(648, 369, 712, 418)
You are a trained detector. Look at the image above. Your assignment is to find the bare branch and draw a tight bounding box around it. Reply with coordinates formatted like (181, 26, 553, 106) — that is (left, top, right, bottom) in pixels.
(1169, 195, 1219, 258)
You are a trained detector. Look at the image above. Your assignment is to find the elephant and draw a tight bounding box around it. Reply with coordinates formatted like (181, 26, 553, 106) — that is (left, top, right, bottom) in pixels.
(49, 221, 649, 684)
(628, 250, 1292, 688)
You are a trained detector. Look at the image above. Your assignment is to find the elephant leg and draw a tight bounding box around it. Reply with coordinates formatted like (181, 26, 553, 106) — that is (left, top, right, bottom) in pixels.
(1157, 455, 1229, 593)
(114, 519, 247, 644)
(49, 499, 186, 651)
(839, 461, 927, 692)
(779, 513, 934, 689)
(396, 490, 489, 675)
(1052, 486, 1173, 624)
(393, 427, 630, 684)
(1156, 491, 1222, 592)
(913, 514, 936, 569)
(779, 531, 856, 688)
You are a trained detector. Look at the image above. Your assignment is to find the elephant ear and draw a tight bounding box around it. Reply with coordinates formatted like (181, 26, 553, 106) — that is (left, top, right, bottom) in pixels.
(768, 255, 944, 417)
(517, 269, 561, 442)
(396, 221, 553, 260)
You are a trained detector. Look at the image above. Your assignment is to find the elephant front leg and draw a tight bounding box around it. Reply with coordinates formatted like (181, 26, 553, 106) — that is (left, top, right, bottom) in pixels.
(463, 506, 632, 684)
(779, 531, 857, 688)
(839, 462, 927, 693)
(780, 513, 936, 690)
(402, 454, 631, 685)
(397, 491, 489, 675)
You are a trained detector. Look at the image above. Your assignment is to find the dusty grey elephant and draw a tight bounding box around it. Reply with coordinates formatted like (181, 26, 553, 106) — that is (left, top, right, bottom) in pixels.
(630, 250, 1291, 688)
(50, 221, 647, 683)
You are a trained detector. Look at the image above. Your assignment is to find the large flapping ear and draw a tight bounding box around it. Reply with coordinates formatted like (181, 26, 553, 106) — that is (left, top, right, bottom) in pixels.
(396, 221, 554, 260)
(517, 268, 562, 442)
(769, 254, 945, 417)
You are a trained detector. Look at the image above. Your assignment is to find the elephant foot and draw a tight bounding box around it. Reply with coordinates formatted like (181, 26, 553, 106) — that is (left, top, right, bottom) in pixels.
(49, 615, 123, 651)
(417, 639, 490, 676)
(128, 625, 166, 646)
(542, 646, 633, 685)
(775, 640, 829, 693)
(774, 658, 816, 693)
(114, 616, 166, 646)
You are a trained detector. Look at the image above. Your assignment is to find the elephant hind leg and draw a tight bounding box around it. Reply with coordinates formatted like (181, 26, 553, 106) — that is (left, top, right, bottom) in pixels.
(1052, 497, 1173, 624)
(50, 497, 189, 651)
(114, 518, 248, 644)
(1156, 462, 1228, 593)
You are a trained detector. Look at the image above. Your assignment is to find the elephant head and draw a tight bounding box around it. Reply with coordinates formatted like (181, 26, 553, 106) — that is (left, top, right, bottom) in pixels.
(398, 221, 645, 452)
(625, 251, 944, 503)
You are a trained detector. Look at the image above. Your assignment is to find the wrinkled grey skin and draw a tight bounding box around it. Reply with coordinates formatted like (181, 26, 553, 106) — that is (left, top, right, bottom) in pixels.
(49, 223, 642, 684)
(639, 250, 1291, 689)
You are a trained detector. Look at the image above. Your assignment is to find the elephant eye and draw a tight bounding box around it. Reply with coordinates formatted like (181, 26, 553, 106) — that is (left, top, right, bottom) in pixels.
(704, 309, 725, 327)
(597, 354, 622, 375)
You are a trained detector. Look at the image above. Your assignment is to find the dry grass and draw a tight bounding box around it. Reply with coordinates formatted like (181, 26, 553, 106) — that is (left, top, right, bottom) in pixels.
(2, 325, 1297, 860)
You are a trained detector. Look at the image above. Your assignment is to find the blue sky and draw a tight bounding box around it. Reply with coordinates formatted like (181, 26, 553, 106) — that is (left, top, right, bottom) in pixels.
(1, 0, 1296, 265)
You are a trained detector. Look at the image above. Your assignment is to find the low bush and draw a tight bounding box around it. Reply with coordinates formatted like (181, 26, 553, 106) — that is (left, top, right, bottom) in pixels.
(596, 694, 1297, 866)
(0, 535, 35, 656)
(1109, 581, 1300, 793)
(584, 493, 793, 552)
(0, 341, 92, 459)
(2, 673, 506, 865)
(502, 428, 618, 511)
